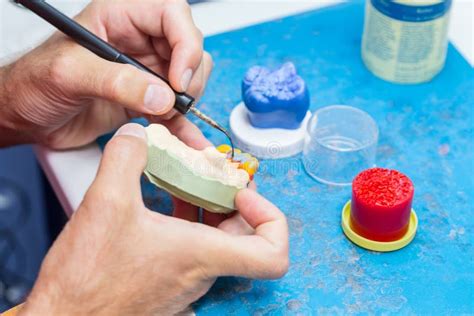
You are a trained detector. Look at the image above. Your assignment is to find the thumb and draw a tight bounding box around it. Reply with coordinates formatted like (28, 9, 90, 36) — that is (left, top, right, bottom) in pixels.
(205, 189, 289, 279)
(74, 49, 175, 115)
(88, 123, 148, 205)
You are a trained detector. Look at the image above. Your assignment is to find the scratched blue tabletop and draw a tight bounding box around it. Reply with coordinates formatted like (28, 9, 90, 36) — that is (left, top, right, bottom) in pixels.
(98, 1, 474, 314)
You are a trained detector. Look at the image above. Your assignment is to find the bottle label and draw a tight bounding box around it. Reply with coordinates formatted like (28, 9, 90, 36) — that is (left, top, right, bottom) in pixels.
(362, 0, 451, 84)
(371, 0, 452, 22)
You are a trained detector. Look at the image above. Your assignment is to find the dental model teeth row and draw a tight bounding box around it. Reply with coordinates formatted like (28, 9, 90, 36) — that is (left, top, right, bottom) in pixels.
(145, 124, 255, 213)
(216, 144, 259, 180)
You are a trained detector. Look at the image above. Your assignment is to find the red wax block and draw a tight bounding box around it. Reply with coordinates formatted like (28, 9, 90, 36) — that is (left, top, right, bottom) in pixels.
(351, 168, 414, 242)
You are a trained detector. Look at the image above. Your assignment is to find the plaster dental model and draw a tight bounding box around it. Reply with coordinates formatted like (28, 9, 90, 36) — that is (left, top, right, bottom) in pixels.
(230, 62, 312, 159)
(144, 124, 258, 214)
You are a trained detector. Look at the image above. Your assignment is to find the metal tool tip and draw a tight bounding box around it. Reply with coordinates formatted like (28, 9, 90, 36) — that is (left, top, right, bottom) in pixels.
(188, 106, 235, 159)
(223, 129, 235, 159)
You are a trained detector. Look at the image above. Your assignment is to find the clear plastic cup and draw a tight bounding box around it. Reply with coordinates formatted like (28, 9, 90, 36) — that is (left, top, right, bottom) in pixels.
(302, 105, 378, 186)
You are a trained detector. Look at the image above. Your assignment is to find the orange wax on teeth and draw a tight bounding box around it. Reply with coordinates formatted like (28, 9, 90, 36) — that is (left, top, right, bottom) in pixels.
(216, 144, 259, 180)
(240, 159, 259, 176)
(217, 144, 232, 153)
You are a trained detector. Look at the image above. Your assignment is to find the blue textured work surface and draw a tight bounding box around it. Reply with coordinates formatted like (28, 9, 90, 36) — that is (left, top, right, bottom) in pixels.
(0, 146, 49, 310)
(98, 1, 474, 314)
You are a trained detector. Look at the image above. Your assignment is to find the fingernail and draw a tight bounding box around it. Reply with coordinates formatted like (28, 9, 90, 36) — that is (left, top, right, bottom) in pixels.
(144, 84, 173, 114)
(114, 123, 147, 140)
(180, 68, 193, 91)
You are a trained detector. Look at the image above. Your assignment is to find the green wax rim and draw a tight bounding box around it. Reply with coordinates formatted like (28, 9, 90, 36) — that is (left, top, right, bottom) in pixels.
(145, 145, 245, 214)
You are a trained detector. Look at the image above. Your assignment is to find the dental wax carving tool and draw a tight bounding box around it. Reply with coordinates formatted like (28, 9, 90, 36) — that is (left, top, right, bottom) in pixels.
(15, 0, 234, 158)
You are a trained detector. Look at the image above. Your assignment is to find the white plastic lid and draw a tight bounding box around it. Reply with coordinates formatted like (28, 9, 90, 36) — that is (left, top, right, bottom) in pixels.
(229, 102, 311, 159)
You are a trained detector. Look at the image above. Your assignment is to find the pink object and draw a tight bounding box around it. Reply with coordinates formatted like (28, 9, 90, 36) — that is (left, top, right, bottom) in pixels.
(351, 168, 414, 242)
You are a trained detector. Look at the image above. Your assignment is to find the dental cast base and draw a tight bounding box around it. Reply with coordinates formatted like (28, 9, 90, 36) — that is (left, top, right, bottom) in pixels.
(145, 124, 258, 213)
(242, 62, 310, 129)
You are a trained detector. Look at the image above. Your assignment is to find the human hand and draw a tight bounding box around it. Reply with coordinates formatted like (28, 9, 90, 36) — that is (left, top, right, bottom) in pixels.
(0, 0, 211, 148)
(19, 123, 289, 315)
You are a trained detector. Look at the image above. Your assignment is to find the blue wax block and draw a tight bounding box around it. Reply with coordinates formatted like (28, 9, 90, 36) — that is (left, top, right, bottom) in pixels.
(242, 62, 310, 129)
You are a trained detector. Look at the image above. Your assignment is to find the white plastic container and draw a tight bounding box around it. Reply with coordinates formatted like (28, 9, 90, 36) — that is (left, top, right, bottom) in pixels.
(362, 0, 452, 84)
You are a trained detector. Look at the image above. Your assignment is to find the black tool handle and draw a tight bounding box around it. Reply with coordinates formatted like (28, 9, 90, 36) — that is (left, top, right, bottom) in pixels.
(16, 0, 194, 114)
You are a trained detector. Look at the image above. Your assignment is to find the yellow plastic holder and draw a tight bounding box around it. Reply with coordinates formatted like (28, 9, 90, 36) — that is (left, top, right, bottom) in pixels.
(341, 201, 418, 252)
